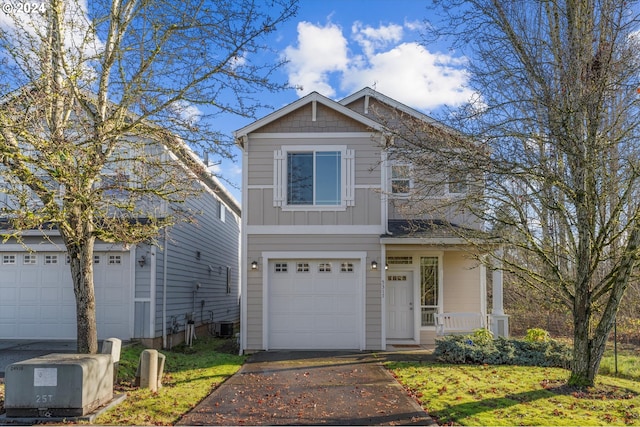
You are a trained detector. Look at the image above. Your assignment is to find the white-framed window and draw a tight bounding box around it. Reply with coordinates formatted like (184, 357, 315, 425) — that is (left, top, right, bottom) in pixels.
(296, 262, 310, 272)
(45, 255, 58, 264)
(318, 262, 332, 273)
(340, 262, 354, 272)
(23, 254, 37, 264)
(94, 255, 100, 264)
(391, 164, 412, 195)
(3, 254, 16, 264)
(101, 171, 130, 198)
(108, 255, 122, 265)
(447, 172, 468, 195)
(274, 146, 355, 210)
(218, 201, 226, 222)
(274, 262, 288, 273)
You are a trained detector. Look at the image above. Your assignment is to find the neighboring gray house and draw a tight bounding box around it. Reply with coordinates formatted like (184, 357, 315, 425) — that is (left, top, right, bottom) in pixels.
(0, 141, 241, 349)
(235, 88, 507, 352)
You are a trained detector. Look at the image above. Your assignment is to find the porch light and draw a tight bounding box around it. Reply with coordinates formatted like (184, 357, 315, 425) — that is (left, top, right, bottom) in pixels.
(385, 263, 389, 270)
(251, 260, 258, 270)
(371, 260, 378, 270)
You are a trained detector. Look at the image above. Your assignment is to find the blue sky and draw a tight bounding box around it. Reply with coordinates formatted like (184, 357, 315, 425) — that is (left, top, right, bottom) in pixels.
(217, 0, 474, 202)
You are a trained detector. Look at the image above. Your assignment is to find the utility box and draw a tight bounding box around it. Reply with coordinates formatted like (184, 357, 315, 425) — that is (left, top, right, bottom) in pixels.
(5, 353, 113, 417)
(214, 321, 234, 338)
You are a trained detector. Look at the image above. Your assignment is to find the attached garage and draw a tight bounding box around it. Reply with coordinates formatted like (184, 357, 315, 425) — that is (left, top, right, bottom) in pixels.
(0, 250, 132, 340)
(267, 257, 364, 350)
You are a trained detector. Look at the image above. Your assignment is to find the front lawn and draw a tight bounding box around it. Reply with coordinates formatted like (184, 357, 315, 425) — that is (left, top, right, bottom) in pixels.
(387, 360, 640, 426)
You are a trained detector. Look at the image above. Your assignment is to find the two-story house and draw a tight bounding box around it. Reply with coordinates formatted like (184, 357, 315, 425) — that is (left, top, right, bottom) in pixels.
(235, 87, 508, 352)
(0, 134, 241, 349)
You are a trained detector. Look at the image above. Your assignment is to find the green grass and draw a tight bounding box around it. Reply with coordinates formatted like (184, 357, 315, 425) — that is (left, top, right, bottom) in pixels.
(93, 337, 245, 425)
(600, 349, 640, 381)
(387, 361, 640, 426)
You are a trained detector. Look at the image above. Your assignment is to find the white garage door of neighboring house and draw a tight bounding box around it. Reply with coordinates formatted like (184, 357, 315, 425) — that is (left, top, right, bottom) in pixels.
(268, 259, 362, 350)
(0, 251, 131, 340)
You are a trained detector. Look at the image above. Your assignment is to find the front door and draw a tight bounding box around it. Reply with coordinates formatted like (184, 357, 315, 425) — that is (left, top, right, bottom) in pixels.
(386, 272, 414, 339)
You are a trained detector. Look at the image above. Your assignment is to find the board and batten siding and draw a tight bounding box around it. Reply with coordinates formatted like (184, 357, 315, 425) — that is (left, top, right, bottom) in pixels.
(245, 134, 383, 228)
(245, 234, 382, 351)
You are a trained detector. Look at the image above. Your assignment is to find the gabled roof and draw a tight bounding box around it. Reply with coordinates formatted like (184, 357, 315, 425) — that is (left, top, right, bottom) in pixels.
(339, 87, 462, 136)
(233, 91, 386, 147)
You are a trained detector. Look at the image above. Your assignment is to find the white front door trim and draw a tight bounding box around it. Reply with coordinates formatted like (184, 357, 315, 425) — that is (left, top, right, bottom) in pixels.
(261, 251, 367, 350)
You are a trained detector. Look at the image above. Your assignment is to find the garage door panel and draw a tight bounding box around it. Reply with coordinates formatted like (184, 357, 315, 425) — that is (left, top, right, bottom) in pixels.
(268, 259, 361, 350)
(0, 251, 131, 340)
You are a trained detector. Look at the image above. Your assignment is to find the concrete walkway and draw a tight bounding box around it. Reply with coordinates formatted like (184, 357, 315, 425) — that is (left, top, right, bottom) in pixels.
(177, 351, 436, 426)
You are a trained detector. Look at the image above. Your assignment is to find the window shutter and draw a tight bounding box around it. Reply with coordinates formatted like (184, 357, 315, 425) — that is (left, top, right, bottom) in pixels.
(273, 149, 284, 207)
(345, 149, 355, 206)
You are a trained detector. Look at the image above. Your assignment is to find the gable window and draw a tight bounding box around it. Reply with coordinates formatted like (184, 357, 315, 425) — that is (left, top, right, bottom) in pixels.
(274, 146, 354, 209)
(391, 164, 412, 194)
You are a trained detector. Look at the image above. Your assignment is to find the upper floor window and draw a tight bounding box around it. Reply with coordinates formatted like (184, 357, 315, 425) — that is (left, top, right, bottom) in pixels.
(447, 172, 468, 195)
(391, 164, 412, 195)
(288, 151, 341, 205)
(274, 146, 354, 210)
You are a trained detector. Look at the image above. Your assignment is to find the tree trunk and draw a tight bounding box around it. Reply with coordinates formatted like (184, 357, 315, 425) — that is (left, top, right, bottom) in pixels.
(61, 207, 99, 354)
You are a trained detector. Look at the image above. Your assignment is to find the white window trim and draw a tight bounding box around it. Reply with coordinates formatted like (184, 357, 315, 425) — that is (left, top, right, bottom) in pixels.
(274, 145, 355, 211)
(389, 162, 413, 197)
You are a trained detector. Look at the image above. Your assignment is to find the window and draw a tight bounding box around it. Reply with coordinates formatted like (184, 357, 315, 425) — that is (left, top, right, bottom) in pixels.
(391, 164, 412, 194)
(447, 172, 468, 195)
(24, 254, 37, 264)
(287, 151, 341, 205)
(101, 171, 129, 198)
(318, 262, 332, 273)
(108, 255, 122, 265)
(340, 262, 354, 272)
(387, 256, 413, 265)
(94, 255, 100, 264)
(45, 255, 58, 264)
(274, 263, 288, 273)
(218, 201, 226, 222)
(297, 262, 310, 272)
(420, 257, 439, 327)
(274, 146, 354, 209)
(3, 254, 16, 264)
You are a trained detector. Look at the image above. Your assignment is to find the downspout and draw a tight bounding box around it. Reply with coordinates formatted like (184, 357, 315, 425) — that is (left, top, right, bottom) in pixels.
(162, 228, 169, 349)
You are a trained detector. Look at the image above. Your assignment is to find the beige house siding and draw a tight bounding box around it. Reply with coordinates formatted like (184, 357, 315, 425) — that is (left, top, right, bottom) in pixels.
(245, 134, 383, 227)
(257, 103, 372, 133)
(442, 251, 483, 313)
(245, 234, 383, 351)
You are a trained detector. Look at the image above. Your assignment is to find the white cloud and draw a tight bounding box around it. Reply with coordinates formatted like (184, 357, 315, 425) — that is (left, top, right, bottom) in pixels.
(342, 43, 475, 111)
(283, 20, 474, 112)
(283, 21, 349, 97)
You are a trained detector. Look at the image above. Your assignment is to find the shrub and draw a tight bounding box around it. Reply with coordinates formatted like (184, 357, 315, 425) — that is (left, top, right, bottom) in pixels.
(525, 328, 551, 343)
(434, 333, 571, 368)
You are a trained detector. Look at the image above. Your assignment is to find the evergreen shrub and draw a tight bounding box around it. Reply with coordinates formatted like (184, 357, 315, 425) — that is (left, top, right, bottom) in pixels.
(434, 330, 571, 368)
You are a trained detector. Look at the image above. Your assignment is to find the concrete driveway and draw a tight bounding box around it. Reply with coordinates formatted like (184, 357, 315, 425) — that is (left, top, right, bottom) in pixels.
(176, 351, 437, 426)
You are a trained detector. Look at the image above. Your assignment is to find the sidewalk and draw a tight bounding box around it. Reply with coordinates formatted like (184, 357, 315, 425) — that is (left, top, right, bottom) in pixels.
(177, 351, 437, 426)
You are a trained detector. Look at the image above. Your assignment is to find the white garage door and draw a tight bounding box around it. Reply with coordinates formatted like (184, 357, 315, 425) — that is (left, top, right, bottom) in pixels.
(0, 251, 131, 340)
(268, 259, 361, 350)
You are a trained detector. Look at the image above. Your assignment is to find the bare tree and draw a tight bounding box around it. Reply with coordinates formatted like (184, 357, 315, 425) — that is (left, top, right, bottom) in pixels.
(387, 0, 640, 386)
(0, 0, 297, 353)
